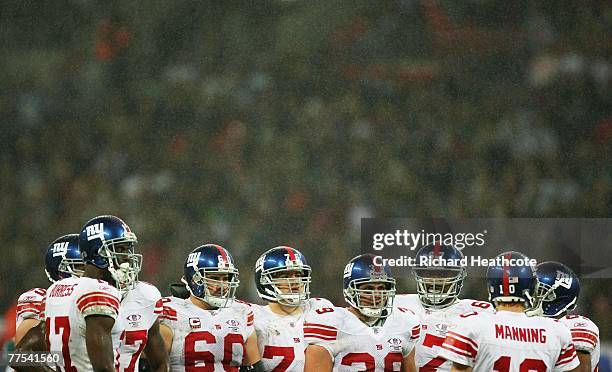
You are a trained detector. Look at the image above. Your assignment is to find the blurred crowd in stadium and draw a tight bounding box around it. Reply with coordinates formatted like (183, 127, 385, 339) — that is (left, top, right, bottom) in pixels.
(0, 0, 610, 348)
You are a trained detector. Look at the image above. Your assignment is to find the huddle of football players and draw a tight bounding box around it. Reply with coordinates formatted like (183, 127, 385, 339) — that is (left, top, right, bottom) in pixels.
(12, 218, 600, 372)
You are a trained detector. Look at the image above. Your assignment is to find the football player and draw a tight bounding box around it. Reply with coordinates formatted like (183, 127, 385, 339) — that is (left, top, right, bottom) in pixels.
(43, 215, 142, 372)
(14, 234, 84, 345)
(437, 251, 580, 372)
(116, 259, 168, 370)
(394, 242, 494, 371)
(252, 246, 334, 371)
(304, 253, 420, 372)
(159, 244, 262, 371)
(534, 261, 599, 372)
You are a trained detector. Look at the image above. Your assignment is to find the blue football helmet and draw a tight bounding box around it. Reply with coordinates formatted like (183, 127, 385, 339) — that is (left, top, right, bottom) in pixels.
(343, 254, 396, 319)
(182, 244, 240, 308)
(45, 234, 84, 282)
(486, 251, 537, 307)
(79, 215, 141, 292)
(413, 242, 466, 309)
(255, 246, 311, 306)
(534, 261, 580, 317)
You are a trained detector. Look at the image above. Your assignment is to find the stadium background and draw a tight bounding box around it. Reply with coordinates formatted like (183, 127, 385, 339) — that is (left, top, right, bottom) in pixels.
(1, 0, 610, 367)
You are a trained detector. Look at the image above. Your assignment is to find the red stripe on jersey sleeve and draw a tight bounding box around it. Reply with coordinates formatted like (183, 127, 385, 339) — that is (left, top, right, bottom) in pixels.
(77, 293, 120, 313)
(440, 343, 473, 359)
(247, 311, 254, 326)
(556, 345, 578, 366)
(571, 331, 598, 346)
(573, 337, 597, 348)
(304, 321, 337, 340)
(17, 302, 43, 313)
(447, 331, 478, 350)
(304, 322, 338, 341)
(154, 299, 164, 314)
(80, 301, 120, 314)
(304, 334, 337, 341)
(441, 332, 478, 359)
(411, 325, 421, 339)
(304, 322, 337, 331)
(160, 305, 178, 321)
(304, 327, 337, 337)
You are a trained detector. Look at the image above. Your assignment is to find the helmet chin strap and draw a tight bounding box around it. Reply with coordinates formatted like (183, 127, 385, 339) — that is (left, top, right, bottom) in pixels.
(359, 307, 382, 318)
(275, 292, 305, 307)
(108, 262, 136, 294)
(358, 307, 388, 327)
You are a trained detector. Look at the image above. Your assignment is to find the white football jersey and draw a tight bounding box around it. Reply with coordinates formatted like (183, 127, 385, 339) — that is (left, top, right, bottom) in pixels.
(558, 315, 600, 372)
(437, 310, 579, 371)
(304, 305, 420, 371)
(45, 277, 123, 372)
(118, 281, 163, 372)
(394, 294, 494, 371)
(160, 297, 254, 372)
(16, 288, 46, 328)
(253, 297, 334, 371)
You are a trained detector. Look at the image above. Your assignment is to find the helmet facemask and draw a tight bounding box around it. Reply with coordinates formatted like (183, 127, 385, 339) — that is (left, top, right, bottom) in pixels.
(99, 233, 141, 293)
(261, 266, 312, 307)
(45, 257, 85, 283)
(345, 278, 396, 319)
(58, 258, 85, 279)
(414, 266, 466, 309)
(185, 268, 240, 308)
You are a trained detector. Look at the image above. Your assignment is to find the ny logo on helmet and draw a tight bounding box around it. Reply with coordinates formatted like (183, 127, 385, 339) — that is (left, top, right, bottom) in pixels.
(52, 242, 69, 257)
(86, 223, 105, 242)
(255, 255, 265, 272)
(187, 252, 201, 269)
(343, 262, 354, 278)
(555, 270, 573, 289)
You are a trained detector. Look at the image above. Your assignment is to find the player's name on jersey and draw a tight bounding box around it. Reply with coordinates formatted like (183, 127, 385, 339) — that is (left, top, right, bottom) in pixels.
(374, 255, 537, 267)
(495, 324, 547, 343)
